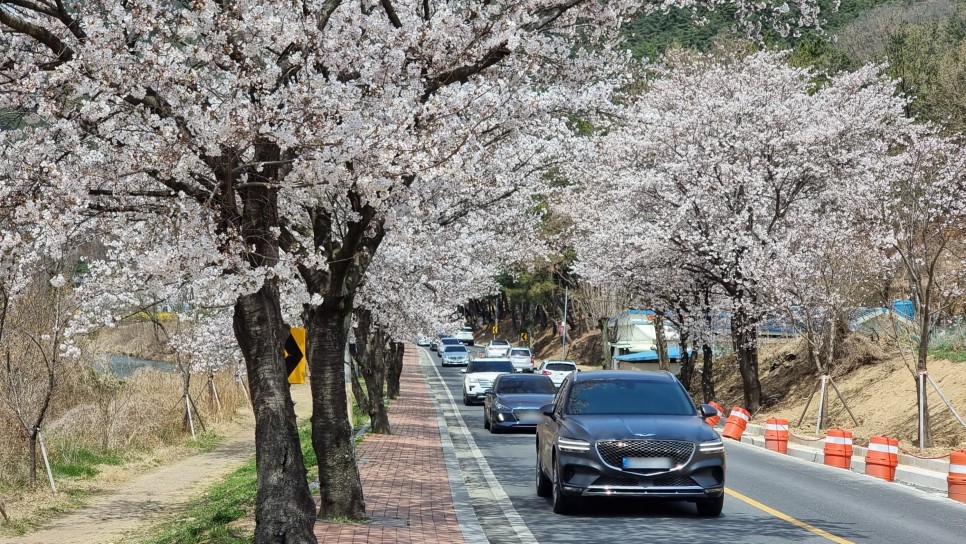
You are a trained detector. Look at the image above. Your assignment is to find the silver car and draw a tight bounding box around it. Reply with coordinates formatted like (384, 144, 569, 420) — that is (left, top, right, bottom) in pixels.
(441, 344, 470, 367)
(508, 347, 534, 373)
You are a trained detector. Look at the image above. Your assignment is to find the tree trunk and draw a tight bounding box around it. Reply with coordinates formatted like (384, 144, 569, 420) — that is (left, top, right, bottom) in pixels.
(234, 290, 317, 543)
(678, 336, 694, 392)
(916, 294, 933, 448)
(654, 313, 670, 372)
(348, 356, 370, 416)
(352, 309, 391, 434)
(701, 344, 715, 403)
(732, 307, 762, 412)
(28, 429, 38, 487)
(306, 299, 366, 520)
(599, 317, 612, 370)
(387, 342, 403, 400)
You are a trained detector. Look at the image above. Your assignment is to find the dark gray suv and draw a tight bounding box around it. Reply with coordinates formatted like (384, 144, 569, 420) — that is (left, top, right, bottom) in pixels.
(535, 370, 725, 515)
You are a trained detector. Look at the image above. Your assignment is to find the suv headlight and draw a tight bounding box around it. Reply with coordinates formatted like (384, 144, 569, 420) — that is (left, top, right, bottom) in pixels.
(557, 437, 591, 453)
(699, 439, 724, 454)
(468, 377, 479, 385)
(493, 400, 510, 411)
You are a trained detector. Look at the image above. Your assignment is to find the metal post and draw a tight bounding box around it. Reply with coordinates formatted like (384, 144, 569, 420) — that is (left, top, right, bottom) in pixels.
(37, 429, 58, 495)
(926, 372, 966, 432)
(918, 371, 926, 452)
(185, 394, 197, 439)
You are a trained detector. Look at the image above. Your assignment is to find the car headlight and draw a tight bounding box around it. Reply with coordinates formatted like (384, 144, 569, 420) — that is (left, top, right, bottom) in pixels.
(468, 377, 479, 385)
(493, 400, 511, 411)
(557, 437, 591, 453)
(699, 439, 724, 454)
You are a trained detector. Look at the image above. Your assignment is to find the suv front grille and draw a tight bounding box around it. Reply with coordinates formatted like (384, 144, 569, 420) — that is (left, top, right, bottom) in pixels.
(596, 440, 695, 473)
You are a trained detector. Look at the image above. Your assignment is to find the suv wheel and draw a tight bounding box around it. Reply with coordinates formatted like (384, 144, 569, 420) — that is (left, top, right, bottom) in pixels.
(463, 393, 471, 406)
(483, 413, 490, 430)
(536, 451, 552, 498)
(551, 454, 575, 515)
(696, 495, 724, 517)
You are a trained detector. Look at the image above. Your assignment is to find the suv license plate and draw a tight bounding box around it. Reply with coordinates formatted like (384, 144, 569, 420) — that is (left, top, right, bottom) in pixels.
(622, 457, 673, 470)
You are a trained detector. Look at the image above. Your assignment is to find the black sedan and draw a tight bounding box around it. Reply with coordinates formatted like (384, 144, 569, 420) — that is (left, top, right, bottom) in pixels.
(535, 370, 725, 516)
(483, 374, 557, 433)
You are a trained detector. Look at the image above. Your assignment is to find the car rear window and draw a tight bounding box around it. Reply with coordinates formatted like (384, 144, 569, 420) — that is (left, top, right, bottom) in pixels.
(567, 379, 696, 416)
(546, 363, 576, 371)
(495, 377, 555, 394)
(467, 360, 514, 373)
(510, 349, 530, 357)
(443, 345, 467, 354)
(491, 340, 510, 346)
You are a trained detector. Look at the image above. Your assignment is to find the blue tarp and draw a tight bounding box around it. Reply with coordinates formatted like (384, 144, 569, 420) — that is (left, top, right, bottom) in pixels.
(613, 346, 691, 362)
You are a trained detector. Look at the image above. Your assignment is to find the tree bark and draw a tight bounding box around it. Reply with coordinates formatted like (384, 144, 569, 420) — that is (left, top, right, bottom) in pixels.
(732, 307, 762, 412)
(916, 292, 934, 447)
(701, 344, 716, 403)
(387, 342, 404, 400)
(352, 309, 390, 434)
(348, 356, 370, 417)
(654, 313, 670, 372)
(306, 298, 366, 520)
(28, 430, 38, 487)
(234, 290, 317, 543)
(678, 336, 694, 392)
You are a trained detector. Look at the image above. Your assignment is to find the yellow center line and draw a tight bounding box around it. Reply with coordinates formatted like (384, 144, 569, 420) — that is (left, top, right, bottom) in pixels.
(725, 488, 854, 544)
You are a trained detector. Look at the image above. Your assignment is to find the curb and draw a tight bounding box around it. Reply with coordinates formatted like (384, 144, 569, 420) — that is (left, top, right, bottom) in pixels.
(735, 422, 949, 494)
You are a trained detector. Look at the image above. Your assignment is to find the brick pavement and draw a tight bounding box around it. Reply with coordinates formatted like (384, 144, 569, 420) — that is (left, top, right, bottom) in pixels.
(314, 345, 466, 544)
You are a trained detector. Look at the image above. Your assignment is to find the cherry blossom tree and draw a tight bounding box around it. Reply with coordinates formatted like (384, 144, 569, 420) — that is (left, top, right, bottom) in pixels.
(566, 49, 911, 412)
(2, 1, 828, 540)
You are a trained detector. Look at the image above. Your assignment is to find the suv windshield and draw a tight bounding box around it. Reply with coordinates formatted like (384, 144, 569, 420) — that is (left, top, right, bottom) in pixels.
(496, 378, 555, 394)
(546, 363, 576, 371)
(467, 360, 514, 373)
(567, 379, 695, 416)
(443, 345, 467, 354)
(490, 340, 510, 346)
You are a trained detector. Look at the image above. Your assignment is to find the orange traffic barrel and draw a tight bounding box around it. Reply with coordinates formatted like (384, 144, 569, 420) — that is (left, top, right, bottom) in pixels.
(948, 450, 966, 504)
(865, 436, 899, 482)
(764, 418, 789, 454)
(823, 429, 853, 469)
(721, 406, 750, 441)
(705, 401, 724, 427)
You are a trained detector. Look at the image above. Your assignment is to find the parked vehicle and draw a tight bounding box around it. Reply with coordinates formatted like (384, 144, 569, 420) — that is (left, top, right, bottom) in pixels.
(454, 326, 475, 345)
(535, 370, 725, 516)
(508, 347, 535, 373)
(435, 336, 460, 353)
(441, 344, 470, 367)
(536, 360, 578, 388)
(461, 358, 514, 405)
(484, 339, 512, 358)
(483, 374, 556, 433)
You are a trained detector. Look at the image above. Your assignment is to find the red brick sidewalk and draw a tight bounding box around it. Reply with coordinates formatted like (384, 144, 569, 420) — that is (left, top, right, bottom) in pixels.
(314, 345, 465, 544)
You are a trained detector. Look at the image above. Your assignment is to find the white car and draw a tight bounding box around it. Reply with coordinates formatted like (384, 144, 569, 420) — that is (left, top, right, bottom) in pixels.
(536, 360, 578, 388)
(461, 358, 515, 405)
(416, 334, 432, 347)
(454, 326, 475, 345)
(508, 347, 534, 373)
(484, 339, 512, 358)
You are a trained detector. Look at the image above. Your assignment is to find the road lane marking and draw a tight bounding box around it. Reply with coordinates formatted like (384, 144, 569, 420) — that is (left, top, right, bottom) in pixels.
(725, 488, 854, 544)
(423, 348, 539, 544)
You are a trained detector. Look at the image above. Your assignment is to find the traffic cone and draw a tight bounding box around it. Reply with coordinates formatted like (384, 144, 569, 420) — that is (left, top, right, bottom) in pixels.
(764, 418, 789, 454)
(948, 450, 966, 504)
(721, 406, 750, 441)
(865, 436, 899, 482)
(823, 429, 853, 469)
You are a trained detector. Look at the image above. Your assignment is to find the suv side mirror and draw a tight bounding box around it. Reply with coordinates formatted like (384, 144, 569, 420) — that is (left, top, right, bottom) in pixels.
(699, 404, 718, 419)
(460, 369, 466, 374)
(540, 403, 556, 416)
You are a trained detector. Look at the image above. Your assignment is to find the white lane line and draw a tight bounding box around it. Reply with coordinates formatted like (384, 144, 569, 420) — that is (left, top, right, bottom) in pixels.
(427, 351, 539, 544)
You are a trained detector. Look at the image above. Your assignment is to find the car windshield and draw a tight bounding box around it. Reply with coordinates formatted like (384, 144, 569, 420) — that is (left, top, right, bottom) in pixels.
(545, 363, 576, 371)
(441, 338, 459, 345)
(467, 360, 514, 373)
(443, 345, 467, 354)
(495, 378, 555, 394)
(566, 379, 696, 416)
(509, 349, 530, 357)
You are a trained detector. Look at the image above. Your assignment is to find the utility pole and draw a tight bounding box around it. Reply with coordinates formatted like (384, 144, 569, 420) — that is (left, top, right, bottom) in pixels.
(561, 286, 568, 359)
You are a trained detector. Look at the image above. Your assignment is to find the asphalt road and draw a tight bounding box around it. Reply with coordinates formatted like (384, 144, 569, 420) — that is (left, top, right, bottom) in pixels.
(422, 345, 966, 544)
